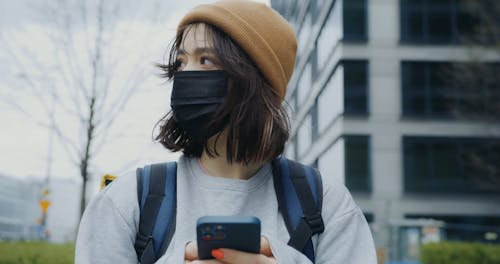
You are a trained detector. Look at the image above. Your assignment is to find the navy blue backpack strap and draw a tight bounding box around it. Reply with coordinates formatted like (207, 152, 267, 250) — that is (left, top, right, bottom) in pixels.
(134, 162, 177, 264)
(271, 157, 324, 263)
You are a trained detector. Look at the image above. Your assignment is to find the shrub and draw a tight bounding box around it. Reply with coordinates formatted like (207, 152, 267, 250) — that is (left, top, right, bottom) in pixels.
(0, 241, 74, 264)
(420, 242, 500, 264)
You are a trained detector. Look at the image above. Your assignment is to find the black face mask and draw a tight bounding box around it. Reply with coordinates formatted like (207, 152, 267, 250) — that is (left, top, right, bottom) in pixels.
(170, 70, 228, 143)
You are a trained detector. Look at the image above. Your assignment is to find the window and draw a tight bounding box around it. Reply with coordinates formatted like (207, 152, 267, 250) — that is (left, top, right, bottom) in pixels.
(318, 139, 345, 184)
(271, 0, 287, 15)
(317, 60, 369, 133)
(287, 89, 298, 118)
(345, 135, 371, 192)
(297, 6, 312, 54)
(364, 213, 375, 223)
(404, 137, 500, 193)
(402, 61, 499, 118)
(317, 65, 343, 133)
(312, 159, 319, 169)
(400, 0, 489, 44)
(285, 137, 297, 160)
(402, 62, 451, 117)
(317, 2, 342, 68)
(311, 100, 319, 139)
(344, 60, 369, 115)
(427, 0, 453, 43)
(456, 1, 479, 38)
(297, 62, 312, 105)
(406, 214, 500, 244)
(343, 0, 368, 41)
(0, 200, 15, 218)
(297, 113, 313, 157)
(315, 0, 327, 18)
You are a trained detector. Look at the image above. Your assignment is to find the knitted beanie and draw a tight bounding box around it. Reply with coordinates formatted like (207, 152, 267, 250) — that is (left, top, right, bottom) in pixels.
(178, 0, 297, 100)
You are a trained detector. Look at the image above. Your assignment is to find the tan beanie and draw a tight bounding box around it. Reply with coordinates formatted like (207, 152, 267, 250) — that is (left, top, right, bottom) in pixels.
(178, 0, 297, 100)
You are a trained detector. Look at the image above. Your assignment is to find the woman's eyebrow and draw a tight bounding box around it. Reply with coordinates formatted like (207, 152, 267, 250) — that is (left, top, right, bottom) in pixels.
(194, 47, 216, 54)
(177, 47, 216, 56)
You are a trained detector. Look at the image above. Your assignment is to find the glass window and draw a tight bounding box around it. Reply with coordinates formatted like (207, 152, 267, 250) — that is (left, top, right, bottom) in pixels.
(310, 41, 319, 80)
(402, 61, 497, 118)
(317, 66, 344, 133)
(297, 113, 313, 157)
(343, 0, 367, 41)
(364, 213, 374, 223)
(311, 100, 319, 139)
(427, 0, 453, 43)
(318, 138, 345, 184)
(400, 0, 486, 44)
(344, 135, 371, 192)
(285, 138, 297, 160)
(317, 2, 342, 68)
(288, 3, 299, 28)
(315, 0, 327, 18)
(297, 9, 312, 54)
(456, 0, 479, 37)
(290, 0, 302, 20)
(344, 60, 369, 115)
(404, 137, 500, 193)
(286, 90, 298, 119)
(312, 159, 319, 169)
(401, 0, 425, 42)
(297, 62, 312, 105)
(402, 62, 426, 114)
(272, 0, 287, 15)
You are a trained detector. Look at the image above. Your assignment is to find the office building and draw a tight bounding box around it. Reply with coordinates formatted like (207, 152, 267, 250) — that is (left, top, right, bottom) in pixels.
(271, 0, 500, 259)
(0, 174, 41, 240)
(0, 174, 80, 243)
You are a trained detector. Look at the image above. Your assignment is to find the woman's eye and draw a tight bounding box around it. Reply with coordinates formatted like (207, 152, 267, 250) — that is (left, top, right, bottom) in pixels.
(174, 59, 185, 70)
(201, 57, 215, 65)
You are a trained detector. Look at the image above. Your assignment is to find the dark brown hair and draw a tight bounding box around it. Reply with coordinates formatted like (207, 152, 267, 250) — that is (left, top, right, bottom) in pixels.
(155, 23, 290, 164)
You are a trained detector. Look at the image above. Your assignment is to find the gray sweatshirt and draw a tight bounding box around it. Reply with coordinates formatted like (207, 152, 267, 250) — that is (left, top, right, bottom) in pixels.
(75, 156, 377, 263)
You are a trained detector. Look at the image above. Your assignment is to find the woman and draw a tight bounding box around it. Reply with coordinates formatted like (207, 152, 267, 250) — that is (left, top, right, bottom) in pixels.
(75, 1, 377, 263)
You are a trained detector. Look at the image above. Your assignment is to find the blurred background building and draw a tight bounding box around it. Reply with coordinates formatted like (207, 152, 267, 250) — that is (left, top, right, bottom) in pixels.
(0, 174, 41, 241)
(0, 174, 80, 243)
(271, 0, 500, 262)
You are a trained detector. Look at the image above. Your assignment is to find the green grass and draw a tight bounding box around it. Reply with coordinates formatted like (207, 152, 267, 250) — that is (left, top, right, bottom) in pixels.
(0, 241, 74, 264)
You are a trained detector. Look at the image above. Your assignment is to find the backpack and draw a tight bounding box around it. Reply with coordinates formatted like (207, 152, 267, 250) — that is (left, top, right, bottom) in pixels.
(133, 157, 324, 264)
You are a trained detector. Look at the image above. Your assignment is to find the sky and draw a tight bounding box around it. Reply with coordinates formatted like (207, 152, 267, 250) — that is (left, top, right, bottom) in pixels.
(0, 0, 270, 191)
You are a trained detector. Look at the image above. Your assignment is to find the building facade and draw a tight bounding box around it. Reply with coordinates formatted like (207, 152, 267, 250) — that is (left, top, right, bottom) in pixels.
(0, 174, 41, 240)
(271, 0, 500, 260)
(0, 174, 80, 243)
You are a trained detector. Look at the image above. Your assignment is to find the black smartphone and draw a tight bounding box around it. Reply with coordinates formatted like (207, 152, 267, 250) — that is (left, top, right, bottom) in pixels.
(196, 216, 261, 259)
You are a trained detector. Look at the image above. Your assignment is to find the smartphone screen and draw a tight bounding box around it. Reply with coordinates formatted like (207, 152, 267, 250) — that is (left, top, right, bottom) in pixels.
(196, 216, 261, 259)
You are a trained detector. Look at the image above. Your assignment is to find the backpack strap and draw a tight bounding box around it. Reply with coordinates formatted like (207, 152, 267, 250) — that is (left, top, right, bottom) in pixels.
(271, 157, 324, 263)
(134, 162, 177, 264)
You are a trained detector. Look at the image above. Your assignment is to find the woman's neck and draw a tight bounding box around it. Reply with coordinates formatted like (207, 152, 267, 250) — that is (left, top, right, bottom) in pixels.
(199, 153, 262, 180)
(199, 130, 263, 180)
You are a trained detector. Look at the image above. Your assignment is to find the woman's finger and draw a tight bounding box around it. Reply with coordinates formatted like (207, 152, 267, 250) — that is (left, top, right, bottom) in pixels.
(185, 241, 199, 261)
(216, 248, 276, 264)
(189, 260, 224, 264)
(260, 236, 273, 257)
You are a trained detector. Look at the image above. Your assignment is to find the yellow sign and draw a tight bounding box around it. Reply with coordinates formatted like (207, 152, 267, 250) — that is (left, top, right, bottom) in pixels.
(39, 200, 51, 214)
(100, 174, 117, 190)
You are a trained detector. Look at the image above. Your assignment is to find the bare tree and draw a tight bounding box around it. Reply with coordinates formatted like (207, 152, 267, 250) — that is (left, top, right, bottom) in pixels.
(1, 0, 167, 218)
(440, 0, 500, 192)
(446, 0, 499, 119)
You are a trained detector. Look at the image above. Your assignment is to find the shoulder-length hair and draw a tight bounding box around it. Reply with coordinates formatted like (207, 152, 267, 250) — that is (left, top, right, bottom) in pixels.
(155, 22, 290, 164)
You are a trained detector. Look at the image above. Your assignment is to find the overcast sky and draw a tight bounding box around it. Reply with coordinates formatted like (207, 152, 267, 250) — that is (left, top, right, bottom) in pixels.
(0, 0, 270, 188)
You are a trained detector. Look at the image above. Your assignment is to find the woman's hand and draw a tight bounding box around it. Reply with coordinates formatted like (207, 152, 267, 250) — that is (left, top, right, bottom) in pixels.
(184, 240, 222, 264)
(185, 236, 277, 264)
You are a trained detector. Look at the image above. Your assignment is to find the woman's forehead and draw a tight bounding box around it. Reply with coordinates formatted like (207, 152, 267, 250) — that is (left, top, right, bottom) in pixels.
(179, 23, 213, 52)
